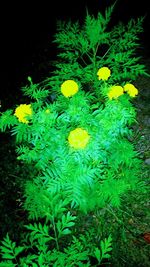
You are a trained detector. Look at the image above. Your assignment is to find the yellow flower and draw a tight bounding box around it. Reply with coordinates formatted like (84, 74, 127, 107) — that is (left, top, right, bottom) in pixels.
(123, 83, 138, 97)
(61, 80, 79, 97)
(14, 104, 32, 123)
(97, 67, 111, 81)
(68, 127, 90, 149)
(107, 85, 124, 100)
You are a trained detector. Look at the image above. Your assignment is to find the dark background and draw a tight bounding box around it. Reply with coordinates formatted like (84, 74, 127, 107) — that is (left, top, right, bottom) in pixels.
(1, 0, 150, 108)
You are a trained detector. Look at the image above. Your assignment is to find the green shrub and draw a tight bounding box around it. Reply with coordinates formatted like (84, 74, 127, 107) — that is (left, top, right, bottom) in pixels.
(0, 2, 148, 266)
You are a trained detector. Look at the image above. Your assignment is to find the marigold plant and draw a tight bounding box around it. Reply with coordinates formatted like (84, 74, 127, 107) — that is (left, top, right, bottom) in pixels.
(0, 3, 148, 266)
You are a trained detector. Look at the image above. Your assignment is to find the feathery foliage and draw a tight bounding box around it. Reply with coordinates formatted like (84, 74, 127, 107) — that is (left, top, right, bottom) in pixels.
(0, 2, 147, 266)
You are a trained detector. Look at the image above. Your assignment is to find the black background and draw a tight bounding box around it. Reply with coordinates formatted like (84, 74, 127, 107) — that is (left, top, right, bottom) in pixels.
(1, 0, 150, 107)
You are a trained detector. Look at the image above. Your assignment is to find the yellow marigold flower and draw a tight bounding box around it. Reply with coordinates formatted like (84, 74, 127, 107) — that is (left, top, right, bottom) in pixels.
(68, 127, 90, 149)
(123, 83, 138, 97)
(107, 85, 124, 100)
(61, 80, 79, 97)
(97, 67, 111, 81)
(14, 104, 32, 123)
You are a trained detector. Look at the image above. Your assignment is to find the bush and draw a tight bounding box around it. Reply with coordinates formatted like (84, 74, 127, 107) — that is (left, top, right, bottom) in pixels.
(0, 3, 148, 266)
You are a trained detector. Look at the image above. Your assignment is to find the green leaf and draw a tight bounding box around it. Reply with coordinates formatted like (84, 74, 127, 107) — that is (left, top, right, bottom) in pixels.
(0, 234, 17, 261)
(94, 247, 101, 262)
(0, 110, 16, 132)
(2, 254, 15, 260)
(62, 228, 72, 235)
(14, 246, 25, 256)
(0, 262, 17, 267)
(103, 253, 111, 259)
(32, 263, 38, 267)
(100, 235, 112, 260)
(0, 247, 12, 254)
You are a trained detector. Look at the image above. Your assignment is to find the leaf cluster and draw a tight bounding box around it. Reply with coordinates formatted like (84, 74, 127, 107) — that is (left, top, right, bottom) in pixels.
(0, 3, 148, 266)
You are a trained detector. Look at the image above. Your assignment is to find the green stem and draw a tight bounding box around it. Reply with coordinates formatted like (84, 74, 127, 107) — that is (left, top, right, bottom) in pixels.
(92, 47, 97, 69)
(101, 46, 112, 60)
(52, 216, 59, 250)
(106, 205, 122, 224)
(86, 51, 94, 63)
(107, 206, 139, 238)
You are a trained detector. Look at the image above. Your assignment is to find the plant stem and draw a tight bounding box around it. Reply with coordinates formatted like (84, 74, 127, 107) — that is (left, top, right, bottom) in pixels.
(52, 216, 59, 250)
